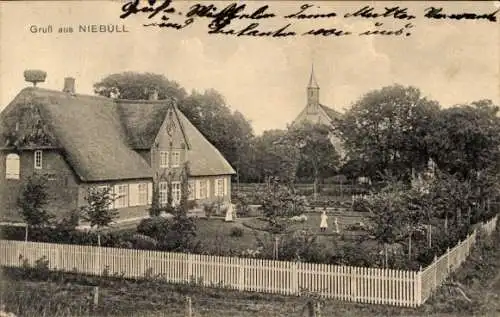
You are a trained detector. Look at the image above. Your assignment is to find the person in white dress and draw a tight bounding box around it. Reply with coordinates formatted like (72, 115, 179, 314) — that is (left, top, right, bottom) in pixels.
(225, 204, 234, 222)
(320, 210, 328, 232)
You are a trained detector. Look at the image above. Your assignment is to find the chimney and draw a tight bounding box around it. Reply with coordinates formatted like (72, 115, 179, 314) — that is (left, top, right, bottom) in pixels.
(63, 77, 75, 94)
(148, 88, 158, 101)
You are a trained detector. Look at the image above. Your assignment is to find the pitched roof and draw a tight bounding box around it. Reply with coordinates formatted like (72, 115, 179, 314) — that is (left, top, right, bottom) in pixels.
(320, 104, 342, 121)
(172, 107, 235, 176)
(116, 100, 170, 149)
(1, 86, 235, 181)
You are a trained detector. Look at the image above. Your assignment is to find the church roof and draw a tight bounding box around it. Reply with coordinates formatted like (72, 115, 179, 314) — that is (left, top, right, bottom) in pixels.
(320, 104, 342, 121)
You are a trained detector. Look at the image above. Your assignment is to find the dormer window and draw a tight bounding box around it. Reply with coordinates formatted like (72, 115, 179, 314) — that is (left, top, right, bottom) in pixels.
(34, 150, 43, 169)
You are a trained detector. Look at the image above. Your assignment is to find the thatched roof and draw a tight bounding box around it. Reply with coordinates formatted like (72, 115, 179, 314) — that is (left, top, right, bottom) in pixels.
(171, 107, 235, 176)
(1, 87, 235, 181)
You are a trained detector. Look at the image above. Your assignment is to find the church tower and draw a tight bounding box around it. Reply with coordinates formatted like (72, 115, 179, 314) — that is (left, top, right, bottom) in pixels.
(306, 65, 320, 114)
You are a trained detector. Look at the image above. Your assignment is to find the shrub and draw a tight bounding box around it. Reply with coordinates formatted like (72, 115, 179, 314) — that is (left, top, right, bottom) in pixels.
(229, 226, 244, 237)
(130, 233, 158, 250)
(137, 217, 172, 240)
(203, 202, 217, 219)
(352, 198, 371, 213)
(233, 192, 252, 217)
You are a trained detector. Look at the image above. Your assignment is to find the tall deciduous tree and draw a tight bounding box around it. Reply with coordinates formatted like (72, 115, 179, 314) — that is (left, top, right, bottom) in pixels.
(17, 174, 52, 241)
(93, 72, 187, 100)
(252, 129, 300, 184)
(287, 122, 340, 196)
(333, 85, 440, 182)
(427, 100, 500, 181)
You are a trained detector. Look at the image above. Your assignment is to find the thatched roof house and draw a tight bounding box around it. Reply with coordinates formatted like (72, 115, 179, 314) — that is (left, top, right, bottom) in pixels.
(0, 76, 235, 221)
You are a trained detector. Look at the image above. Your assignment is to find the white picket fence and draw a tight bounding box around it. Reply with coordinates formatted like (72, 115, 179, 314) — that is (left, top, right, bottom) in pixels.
(0, 215, 497, 308)
(420, 214, 498, 302)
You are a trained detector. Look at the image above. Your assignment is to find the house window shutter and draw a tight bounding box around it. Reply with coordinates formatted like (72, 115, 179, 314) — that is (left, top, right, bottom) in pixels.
(113, 185, 120, 209)
(5, 154, 20, 180)
(188, 180, 195, 200)
(207, 179, 211, 199)
(195, 180, 201, 199)
(147, 182, 153, 205)
(129, 183, 139, 207)
(224, 177, 228, 197)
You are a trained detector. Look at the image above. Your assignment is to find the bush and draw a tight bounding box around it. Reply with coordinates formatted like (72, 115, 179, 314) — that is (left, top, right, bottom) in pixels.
(130, 233, 157, 250)
(203, 202, 217, 218)
(137, 217, 172, 240)
(233, 192, 252, 217)
(229, 226, 244, 237)
(352, 198, 371, 213)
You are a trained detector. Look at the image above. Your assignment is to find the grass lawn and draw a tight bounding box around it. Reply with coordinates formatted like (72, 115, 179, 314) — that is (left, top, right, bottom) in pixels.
(111, 213, 373, 256)
(194, 218, 265, 252)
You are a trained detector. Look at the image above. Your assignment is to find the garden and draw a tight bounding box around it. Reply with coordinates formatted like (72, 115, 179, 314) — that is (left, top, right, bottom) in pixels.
(3, 168, 499, 274)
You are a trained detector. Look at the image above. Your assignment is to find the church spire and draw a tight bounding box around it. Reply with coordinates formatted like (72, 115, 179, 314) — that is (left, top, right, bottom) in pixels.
(308, 64, 319, 89)
(307, 64, 320, 112)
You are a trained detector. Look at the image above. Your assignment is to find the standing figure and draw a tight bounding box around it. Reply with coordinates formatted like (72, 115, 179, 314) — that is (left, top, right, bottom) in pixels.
(225, 204, 234, 222)
(334, 217, 340, 234)
(320, 210, 328, 232)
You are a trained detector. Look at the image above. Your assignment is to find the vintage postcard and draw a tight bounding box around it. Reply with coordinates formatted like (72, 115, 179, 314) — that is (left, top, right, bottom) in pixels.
(0, 1, 499, 316)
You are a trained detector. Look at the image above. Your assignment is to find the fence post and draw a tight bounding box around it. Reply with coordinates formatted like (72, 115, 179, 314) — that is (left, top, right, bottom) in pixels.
(54, 246, 60, 270)
(238, 259, 244, 291)
(185, 296, 192, 317)
(433, 255, 438, 291)
(416, 266, 422, 306)
(187, 253, 193, 281)
(141, 250, 147, 277)
(292, 262, 298, 295)
(446, 247, 450, 272)
(350, 266, 356, 301)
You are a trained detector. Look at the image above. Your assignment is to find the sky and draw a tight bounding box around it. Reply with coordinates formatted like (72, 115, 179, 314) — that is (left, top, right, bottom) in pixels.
(0, 1, 499, 135)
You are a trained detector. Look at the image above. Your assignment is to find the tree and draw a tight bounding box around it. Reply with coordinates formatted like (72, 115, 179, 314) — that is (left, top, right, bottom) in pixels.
(427, 100, 500, 181)
(148, 184, 162, 217)
(17, 174, 52, 241)
(333, 85, 440, 183)
(260, 177, 306, 234)
(152, 162, 198, 252)
(252, 129, 300, 184)
(93, 72, 187, 100)
(178, 89, 255, 182)
(287, 122, 340, 197)
(80, 186, 119, 247)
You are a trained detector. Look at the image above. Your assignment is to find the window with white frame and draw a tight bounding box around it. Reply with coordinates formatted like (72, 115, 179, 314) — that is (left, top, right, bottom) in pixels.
(215, 178, 224, 197)
(188, 180, 195, 200)
(198, 180, 208, 199)
(172, 181, 181, 205)
(34, 150, 42, 169)
(171, 151, 180, 167)
(115, 184, 129, 209)
(5, 153, 20, 180)
(159, 151, 169, 168)
(138, 183, 148, 205)
(159, 182, 168, 205)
